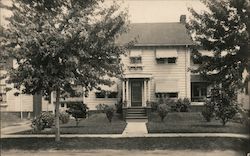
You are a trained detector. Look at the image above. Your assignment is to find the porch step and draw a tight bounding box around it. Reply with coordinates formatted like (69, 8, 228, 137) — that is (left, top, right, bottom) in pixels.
(125, 107, 147, 121)
(126, 114, 147, 117)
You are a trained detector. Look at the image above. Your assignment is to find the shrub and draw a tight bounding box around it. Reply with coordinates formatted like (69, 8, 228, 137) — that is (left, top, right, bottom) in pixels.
(104, 105, 114, 123)
(164, 98, 176, 112)
(66, 102, 89, 126)
(32, 112, 54, 132)
(176, 98, 190, 112)
(157, 104, 169, 121)
(115, 101, 123, 114)
(210, 87, 239, 126)
(96, 103, 109, 113)
(148, 101, 158, 112)
(59, 111, 70, 124)
(202, 100, 215, 122)
(215, 96, 238, 126)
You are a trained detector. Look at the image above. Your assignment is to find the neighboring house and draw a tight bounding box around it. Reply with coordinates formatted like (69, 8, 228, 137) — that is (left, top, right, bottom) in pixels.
(0, 59, 53, 118)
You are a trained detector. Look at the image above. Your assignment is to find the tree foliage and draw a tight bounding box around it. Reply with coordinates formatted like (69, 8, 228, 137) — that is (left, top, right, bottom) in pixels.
(66, 102, 88, 126)
(187, 0, 250, 90)
(1, 0, 131, 141)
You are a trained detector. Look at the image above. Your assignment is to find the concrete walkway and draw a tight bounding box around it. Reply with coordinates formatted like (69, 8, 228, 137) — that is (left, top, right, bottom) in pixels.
(1, 133, 249, 139)
(1, 149, 245, 156)
(1, 121, 31, 135)
(122, 121, 148, 136)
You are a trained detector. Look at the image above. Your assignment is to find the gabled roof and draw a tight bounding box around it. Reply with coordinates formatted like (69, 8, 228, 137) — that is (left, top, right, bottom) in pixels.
(117, 23, 193, 46)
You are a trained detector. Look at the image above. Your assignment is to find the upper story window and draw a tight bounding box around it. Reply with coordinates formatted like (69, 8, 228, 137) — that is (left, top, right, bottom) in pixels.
(0, 84, 7, 103)
(155, 49, 178, 64)
(130, 57, 142, 64)
(156, 58, 176, 64)
(167, 58, 177, 64)
(130, 50, 142, 64)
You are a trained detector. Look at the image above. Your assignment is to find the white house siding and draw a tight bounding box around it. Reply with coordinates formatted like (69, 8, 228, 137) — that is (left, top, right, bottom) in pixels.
(120, 46, 191, 104)
(85, 79, 122, 110)
(4, 88, 33, 112)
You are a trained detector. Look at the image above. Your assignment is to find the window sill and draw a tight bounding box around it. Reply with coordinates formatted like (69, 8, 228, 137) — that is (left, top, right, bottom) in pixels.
(0, 103, 8, 107)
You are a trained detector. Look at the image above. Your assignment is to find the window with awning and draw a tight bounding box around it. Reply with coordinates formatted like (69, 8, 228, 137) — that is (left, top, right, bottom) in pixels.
(98, 84, 118, 92)
(155, 80, 179, 93)
(155, 49, 178, 58)
(95, 84, 118, 98)
(130, 49, 142, 57)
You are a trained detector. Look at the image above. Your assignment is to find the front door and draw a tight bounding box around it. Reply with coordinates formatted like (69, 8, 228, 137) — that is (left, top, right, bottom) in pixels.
(131, 80, 142, 107)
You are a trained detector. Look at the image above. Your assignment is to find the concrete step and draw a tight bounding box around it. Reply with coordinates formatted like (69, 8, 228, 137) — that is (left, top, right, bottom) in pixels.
(125, 118, 148, 122)
(126, 114, 147, 117)
(126, 116, 148, 119)
(127, 111, 146, 114)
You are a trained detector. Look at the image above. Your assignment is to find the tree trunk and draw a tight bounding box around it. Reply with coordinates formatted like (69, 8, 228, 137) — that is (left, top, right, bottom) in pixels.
(55, 88, 60, 142)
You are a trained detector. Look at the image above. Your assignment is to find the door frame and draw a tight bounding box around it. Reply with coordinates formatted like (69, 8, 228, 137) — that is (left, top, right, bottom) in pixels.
(130, 79, 143, 107)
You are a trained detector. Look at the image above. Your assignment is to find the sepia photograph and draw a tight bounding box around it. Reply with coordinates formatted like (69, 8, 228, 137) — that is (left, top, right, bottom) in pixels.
(0, 0, 249, 155)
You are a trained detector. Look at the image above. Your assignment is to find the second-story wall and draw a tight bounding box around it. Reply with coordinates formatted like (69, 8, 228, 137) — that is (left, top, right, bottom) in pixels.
(122, 46, 191, 102)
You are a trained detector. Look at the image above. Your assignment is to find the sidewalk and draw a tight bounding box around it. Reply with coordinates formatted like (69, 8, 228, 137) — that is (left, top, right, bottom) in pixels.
(1, 133, 249, 139)
(1, 120, 32, 135)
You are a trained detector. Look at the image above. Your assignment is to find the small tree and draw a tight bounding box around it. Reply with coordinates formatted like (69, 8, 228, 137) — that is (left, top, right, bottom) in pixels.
(157, 104, 169, 122)
(104, 105, 114, 123)
(202, 100, 215, 122)
(176, 98, 190, 112)
(215, 91, 238, 126)
(66, 102, 89, 127)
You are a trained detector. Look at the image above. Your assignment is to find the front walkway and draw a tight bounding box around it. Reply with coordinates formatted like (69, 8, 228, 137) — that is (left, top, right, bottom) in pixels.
(122, 121, 148, 136)
(1, 120, 31, 135)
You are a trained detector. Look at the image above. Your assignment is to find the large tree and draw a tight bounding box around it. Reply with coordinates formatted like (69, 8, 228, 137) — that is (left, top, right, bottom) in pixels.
(187, 0, 250, 90)
(187, 0, 250, 125)
(1, 0, 131, 141)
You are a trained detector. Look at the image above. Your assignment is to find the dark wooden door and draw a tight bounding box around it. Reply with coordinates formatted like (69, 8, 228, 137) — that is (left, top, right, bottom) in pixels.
(131, 81, 142, 107)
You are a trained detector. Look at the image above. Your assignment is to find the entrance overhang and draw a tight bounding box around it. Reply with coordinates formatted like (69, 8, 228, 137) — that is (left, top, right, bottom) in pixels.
(123, 73, 152, 79)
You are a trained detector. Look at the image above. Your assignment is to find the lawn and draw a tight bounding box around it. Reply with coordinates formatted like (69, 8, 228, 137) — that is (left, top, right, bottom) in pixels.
(1, 137, 249, 153)
(0, 113, 27, 128)
(17, 113, 127, 134)
(147, 112, 250, 134)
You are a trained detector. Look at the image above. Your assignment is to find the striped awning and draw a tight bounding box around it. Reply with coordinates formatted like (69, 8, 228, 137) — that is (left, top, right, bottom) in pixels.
(130, 49, 142, 57)
(156, 49, 178, 58)
(191, 75, 207, 82)
(98, 84, 118, 91)
(155, 80, 179, 92)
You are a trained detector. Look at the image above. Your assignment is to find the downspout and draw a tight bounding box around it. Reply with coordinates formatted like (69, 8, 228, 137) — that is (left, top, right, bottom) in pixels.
(185, 45, 187, 97)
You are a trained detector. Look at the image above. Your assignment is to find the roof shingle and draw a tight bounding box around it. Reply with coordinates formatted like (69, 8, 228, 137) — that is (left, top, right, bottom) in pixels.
(117, 23, 193, 46)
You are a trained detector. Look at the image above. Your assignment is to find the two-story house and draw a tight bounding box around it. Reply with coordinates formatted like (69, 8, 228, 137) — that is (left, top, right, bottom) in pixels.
(84, 20, 207, 110)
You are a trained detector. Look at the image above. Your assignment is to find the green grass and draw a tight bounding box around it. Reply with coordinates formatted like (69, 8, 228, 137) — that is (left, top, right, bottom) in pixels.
(147, 112, 250, 134)
(1, 137, 249, 152)
(17, 113, 127, 134)
(0, 113, 26, 128)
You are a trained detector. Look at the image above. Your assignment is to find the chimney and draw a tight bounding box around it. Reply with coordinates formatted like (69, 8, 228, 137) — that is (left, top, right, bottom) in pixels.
(180, 15, 186, 24)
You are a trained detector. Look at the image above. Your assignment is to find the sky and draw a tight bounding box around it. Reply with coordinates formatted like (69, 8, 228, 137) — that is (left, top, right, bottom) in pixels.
(0, 0, 206, 26)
